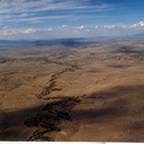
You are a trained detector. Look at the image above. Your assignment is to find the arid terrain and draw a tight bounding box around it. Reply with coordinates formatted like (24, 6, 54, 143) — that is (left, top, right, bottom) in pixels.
(0, 41, 144, 141)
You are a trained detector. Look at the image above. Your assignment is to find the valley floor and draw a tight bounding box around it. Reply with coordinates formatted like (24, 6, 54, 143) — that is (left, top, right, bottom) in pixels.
(0, 41, 144, 141)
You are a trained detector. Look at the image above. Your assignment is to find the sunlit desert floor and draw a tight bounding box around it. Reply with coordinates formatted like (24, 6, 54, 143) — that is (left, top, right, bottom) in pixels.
(0, 41, 144, 141)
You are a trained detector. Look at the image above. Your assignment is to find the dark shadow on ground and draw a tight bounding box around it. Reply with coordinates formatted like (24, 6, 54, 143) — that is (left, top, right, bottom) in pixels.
(0, 85, 144, 141)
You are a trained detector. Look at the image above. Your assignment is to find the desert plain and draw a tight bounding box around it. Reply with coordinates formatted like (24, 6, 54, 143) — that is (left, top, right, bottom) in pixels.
(0, 40, 144, 141)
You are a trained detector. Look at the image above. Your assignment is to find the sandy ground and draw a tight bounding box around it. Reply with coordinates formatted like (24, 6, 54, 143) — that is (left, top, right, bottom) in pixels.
(0, 41, 144, 141)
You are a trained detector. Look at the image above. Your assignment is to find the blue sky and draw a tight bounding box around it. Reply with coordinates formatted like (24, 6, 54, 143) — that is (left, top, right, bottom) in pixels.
(0, 0, 144, 39)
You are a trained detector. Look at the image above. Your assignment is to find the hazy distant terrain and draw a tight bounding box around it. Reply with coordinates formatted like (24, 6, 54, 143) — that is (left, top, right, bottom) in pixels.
(0, 40, 144, 141)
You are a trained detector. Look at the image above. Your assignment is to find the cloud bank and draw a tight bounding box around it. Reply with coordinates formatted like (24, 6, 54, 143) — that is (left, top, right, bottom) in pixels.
(0, 0, 112, 25)
(0, 21, 144, 39)
(0, 0, 144, 39)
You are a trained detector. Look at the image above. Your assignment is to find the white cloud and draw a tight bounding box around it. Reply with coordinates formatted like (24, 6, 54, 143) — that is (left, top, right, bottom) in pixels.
(1, 15, 73, 24)
(103, 25, 116, 29)
(0, 28, 38, 36)
(62, 25, 68, 28)
(77, 25, 86, 30)
(22, 28, 37, 34)
(47, 28, 53, 31)
(94, 22, 144, 30)
(130, 21, 144, 28)
(0, 0, 113, 25)
(0, 0, 112, 14)
(1, 21, 144, 38)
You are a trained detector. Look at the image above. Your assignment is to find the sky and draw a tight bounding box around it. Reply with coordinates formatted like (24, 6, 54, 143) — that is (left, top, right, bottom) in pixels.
(0, 0, 144, 39)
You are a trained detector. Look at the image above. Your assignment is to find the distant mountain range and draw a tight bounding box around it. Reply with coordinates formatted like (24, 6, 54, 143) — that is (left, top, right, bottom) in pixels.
(0, 38, 91, 45)
(0, 38, 96, 50)
(0, 33, 144, 49)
